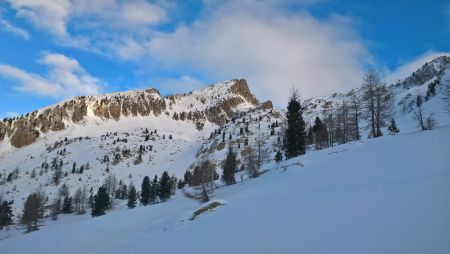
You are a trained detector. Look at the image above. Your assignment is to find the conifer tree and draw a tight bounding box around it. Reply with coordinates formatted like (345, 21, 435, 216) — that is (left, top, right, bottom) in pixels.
(158, 171, 171, 202)
(0, 200, 14, 229)
(140, 176, 151, 205)
(183, 170, 192, 186)
(388, 118, 400, 134)
(62, 196, 73, 214)
(177, 179, 185, 189)
(127, 184, 137, 209)
(91, 187, 110, 217)
(222, 145, 237, 185)
(120, 184, 128, 200)
(152, 175, 159, 203)
(285, 88, 306, 158)
(274, 150, 283, 163)
(312, 117, 329, 150)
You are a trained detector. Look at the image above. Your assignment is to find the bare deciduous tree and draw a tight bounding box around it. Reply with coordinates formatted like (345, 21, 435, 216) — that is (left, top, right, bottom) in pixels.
(361, 69, 394, 137)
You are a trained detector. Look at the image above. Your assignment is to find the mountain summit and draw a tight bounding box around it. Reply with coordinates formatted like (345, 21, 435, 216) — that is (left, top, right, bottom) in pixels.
(0, 79, 272, 148)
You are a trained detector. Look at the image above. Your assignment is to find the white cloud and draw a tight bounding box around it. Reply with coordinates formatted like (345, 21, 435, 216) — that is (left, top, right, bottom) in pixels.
(120, 1, 166, 26)
(157, 76, 206, 94)
(8, 0, 72, 36)
(7, 0, 166, 36)
(5, 0, 371, 106)
(0, 53, 103, 98)
(143, 2, 371, 106)
(0, 13, 29, 40)
(384, 51, 450, 84)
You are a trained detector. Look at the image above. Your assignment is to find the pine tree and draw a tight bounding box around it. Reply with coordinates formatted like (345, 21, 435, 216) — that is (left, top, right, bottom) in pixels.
(285, 88, 306, 159)
(158, 171, 171, 202)
(222, 145, 236, 185)
(0, 200, 14, 229)
(91, 187, 110, 217)
(140, 176, 151, 205)
(388, 118, 400, 134)
(274, 150, 283, 163)
(127, 184, 137, 209)
(312, 117, 329, 150)
(62, 196, 73, 214)
(183, 170, 192, 186)
(152, 175, 159, 203)
(177, 179, 185, 189)
(120, 184, 128, 200)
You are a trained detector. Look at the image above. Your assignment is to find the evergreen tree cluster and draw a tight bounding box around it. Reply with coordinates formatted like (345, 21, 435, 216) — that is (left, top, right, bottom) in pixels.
(133, 171, 176, 209)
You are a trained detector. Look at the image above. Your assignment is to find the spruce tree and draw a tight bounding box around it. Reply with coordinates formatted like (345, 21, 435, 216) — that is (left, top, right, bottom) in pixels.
(140, 176, 151, 205)
(274, 150, 283, 163)
(388, 118, 400, 134)
(0, 200, 14, 229)
(152, 175, 159, 203)
(312, 117, 329, 150)
(62, 196, 73, 214)
(91, 187, 110, 217)
(127, 184, 137, 209)
(222, 145, 236, 185)
(120, 184, 128, 199)
(285, 89, 306, 159)
(158, 171, 171, 202)
(184, 170, 192, 186)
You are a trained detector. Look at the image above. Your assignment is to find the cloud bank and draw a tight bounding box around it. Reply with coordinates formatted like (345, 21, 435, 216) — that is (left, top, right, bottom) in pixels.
(5, 0, 374, 106)
(0, 53, 103, 98)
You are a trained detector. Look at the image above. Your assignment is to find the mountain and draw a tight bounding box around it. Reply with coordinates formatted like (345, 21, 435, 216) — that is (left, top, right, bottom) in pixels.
(302, 55, 450, 132)
(0, 55, 449, 251)
(0, 78, 276, 214)
(0, 79, 271, 148)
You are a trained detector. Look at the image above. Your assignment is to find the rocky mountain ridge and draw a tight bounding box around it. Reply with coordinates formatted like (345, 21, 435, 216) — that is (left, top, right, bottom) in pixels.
(0, 79, 272, 148)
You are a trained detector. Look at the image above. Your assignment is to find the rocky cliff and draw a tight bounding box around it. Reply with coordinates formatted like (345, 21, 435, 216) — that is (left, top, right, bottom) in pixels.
(0, 79, 271, 148)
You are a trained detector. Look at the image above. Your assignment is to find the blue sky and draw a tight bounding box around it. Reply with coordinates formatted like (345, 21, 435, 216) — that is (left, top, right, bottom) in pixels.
(0, 0, 449, 117)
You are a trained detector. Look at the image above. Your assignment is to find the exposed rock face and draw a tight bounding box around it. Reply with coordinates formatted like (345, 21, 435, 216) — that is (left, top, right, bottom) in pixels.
(10, 119, 39, 148)
(0, 122, 8, 141)
(230, 79, 259, 105)
(1, 79, 267, 148)
(394, 55, 449, 89)
(92, 89, 166, 120)
(259, 100, 273, 110)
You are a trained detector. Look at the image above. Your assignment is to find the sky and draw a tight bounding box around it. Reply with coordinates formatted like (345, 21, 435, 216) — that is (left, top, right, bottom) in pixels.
(0, 0, 449, 117)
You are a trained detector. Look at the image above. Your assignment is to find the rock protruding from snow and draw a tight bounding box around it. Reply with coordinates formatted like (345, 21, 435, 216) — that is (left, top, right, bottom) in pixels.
(0, 79, 267, 148)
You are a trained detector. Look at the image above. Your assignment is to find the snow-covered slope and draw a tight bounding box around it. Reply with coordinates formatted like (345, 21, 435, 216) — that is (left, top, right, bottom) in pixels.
(302, 55, 450, 134)
(0, 55, 449, 251)
(1, 124, 449, 254)
(0, 79, 271, 213)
